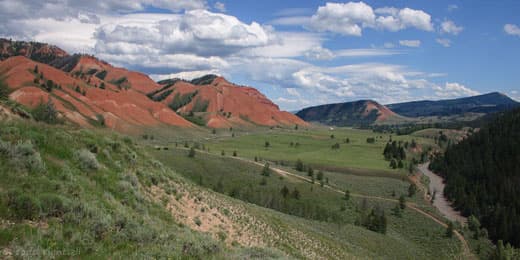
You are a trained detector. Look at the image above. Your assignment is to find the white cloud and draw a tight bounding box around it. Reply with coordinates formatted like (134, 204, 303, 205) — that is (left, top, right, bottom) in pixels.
(308, 2, 434, 36)
(383, 42, 396, 48)
(287, 88, 301, 97)
(399, 40, 421, 47)
(151, 69, 221, 81)
(303, 46, 335, 60)
(269, 16, 310, 26)
(510, 90, 520, 101)
(376, 7, 434, 32)
(504, 24, 520, 37)
(434, 82, 479, 98)
(447, 4, 458, 12)
(436, 38, 451, 47)
(309, 2, 375, 36)
(214, 1, 226, 12)
(441, 20, 463, 35)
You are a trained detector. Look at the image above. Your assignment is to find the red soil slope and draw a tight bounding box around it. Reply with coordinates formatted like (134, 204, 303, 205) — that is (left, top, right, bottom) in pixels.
(70, 55, 160, 93)
(1, 39, 308, 130)
(364, 100, 399, 122)
(153, 76, 308, 128)
(1, 38, 68, 62)
(0, 56, 193, 132)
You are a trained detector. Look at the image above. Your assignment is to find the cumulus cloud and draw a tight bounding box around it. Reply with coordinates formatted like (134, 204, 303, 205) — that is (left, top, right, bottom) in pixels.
(151, 69, 221, 81)
(441, 20, 463, 35)
(434, 82, 479, 98)
(399, 40, 421, 47)
(308, 2, 433, 36)
(375, 7, 434, 32)
(309, 2, 375, 36)
(436, 38, 451, 47)
(504, 24, 520, 36)
(94, 11, 273, 58)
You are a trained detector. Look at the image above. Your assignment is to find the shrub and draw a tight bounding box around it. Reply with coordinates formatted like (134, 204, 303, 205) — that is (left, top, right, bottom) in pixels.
(0, 78, 10, 100)
(2, 140, 45, 173)
(7, 191, 41, 220)
(95, 70, 107, 80)
(74, 149, 100, 171)
(32, 100, 62, 124)
(40, 194, 70, 217)
(261, 163, 271, 176)
(194, 217, 202, 226)
(188, 147, 196, 158)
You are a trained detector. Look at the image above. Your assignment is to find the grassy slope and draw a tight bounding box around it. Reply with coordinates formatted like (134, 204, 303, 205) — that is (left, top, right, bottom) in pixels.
(0, 121, 287, 259)
(0, 120, 459, 259)
(204, 128, 435, 172)
(151, 147, 462, 259)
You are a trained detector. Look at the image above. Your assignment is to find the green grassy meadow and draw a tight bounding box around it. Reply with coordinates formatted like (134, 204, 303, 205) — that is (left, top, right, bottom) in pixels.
(203, 127, 435, 172)
(150, 146, 463, 259)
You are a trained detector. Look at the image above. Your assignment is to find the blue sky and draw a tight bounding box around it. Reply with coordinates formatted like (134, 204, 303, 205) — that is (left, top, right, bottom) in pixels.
(1, 0, 519, 110)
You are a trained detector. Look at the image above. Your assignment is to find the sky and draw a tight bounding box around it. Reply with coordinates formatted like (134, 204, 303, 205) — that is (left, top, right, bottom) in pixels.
(1, 0, 519, 110)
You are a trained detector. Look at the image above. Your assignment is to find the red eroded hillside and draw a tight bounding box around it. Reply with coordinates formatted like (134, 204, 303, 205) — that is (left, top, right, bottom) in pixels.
(0, 56, 193, 132)
(364, 100, 398, 122)
(1, 39, 307, 131)
(67, 55, 161, 93)
(149, 76, 308, 128)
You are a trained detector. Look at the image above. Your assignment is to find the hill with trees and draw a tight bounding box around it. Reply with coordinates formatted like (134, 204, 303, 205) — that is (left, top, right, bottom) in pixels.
(387, 92, 519, 117)
(429, 107, 520, 247)
(296, 100, 404, 127)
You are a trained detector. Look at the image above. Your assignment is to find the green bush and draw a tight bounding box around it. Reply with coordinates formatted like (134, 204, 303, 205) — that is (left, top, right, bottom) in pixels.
(7, 191, 41, 220)
(32, 100, 62, 124)
(0, 78, 9, 100)
(169, 91, 198, 111)
(39, 194, 70, 217)
(74, 149, 100, 171)
(1, 140, 45, 173)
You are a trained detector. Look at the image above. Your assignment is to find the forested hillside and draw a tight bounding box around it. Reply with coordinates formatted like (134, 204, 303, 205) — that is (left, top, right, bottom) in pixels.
(429, 108, 520, 247)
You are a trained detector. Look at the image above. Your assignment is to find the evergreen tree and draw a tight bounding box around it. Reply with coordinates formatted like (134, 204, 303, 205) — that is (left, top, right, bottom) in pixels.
(280, 185, 289, 198)
(33, 99, 61, 124)
(0, 78, 9, 100)
(262, 163, 271, 177)
(446, 221, 454, 238)
(316, 171, 324, 181)
(399, 195, 406, 209)
(344, 190, 350, 201)
(408, 183, 417, 197)
(295, 159, 304, 172)
(307, 167, 314, 177)
(291, 188, 300, 200)
(188, 147, 196, 158)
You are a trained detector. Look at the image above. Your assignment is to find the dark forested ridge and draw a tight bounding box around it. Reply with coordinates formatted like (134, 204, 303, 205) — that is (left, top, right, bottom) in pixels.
(429, 108, 520, 247)
(387, 92, 519, 117)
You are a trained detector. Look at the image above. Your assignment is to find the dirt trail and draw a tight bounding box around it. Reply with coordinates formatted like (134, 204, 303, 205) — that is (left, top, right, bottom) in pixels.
(417, 163, 467, 225)
(170, 147, 475, 259)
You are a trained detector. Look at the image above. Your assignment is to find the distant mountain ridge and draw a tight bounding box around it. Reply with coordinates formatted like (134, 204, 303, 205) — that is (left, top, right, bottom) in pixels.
(387, 92, 519, 117)
(296, 100, 402, 127)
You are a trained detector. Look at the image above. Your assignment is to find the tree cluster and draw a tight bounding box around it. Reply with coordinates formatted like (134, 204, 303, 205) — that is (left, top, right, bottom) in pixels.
(429, 108, 520, 247)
